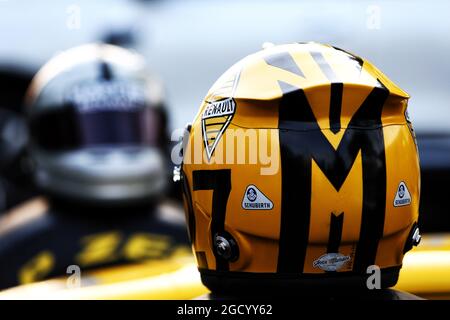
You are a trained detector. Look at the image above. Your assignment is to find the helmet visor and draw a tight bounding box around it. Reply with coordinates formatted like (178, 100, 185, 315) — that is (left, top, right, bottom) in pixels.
(30, 105, 161, 151)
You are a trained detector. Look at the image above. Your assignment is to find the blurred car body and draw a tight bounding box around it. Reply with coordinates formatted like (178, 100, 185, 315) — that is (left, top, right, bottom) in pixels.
(1, 0, 449, 230)
(0, 0, 449, 298)
(0, 233, 448, 300)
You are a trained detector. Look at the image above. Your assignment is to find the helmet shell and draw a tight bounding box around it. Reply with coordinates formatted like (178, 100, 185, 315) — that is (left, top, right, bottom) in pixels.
(182, 43, 420, 292)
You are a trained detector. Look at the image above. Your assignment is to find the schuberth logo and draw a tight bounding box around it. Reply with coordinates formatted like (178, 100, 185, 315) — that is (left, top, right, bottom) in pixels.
(242, 185, 274, 210)
(393, 181, 411, 207)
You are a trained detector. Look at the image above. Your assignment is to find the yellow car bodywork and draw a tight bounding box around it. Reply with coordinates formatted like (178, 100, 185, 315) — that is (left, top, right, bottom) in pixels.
(0, 234, 448, 300)
(396, 234, 450, 299)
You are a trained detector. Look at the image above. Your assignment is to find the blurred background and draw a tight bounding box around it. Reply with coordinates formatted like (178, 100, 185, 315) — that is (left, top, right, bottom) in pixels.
(1, 0, 449, 227)
(0, 0, 449, 297)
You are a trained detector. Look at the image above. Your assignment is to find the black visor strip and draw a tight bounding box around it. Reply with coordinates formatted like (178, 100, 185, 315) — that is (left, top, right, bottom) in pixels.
(29, 104, 159, 151)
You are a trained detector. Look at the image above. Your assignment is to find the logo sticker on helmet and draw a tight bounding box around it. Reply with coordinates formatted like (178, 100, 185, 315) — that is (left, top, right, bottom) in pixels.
(201, 70, 241, 160)
(66, 80, 147, 113)
(242, 185, 273, 210)
(313, 253, 351, 272)
(394, 181, 411, 207)
(202, 98, 236, 159)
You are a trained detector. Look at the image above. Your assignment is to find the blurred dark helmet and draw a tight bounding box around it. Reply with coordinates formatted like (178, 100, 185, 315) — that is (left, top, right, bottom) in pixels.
(25, 44, 169, 206)
(0, 66, 35, 211)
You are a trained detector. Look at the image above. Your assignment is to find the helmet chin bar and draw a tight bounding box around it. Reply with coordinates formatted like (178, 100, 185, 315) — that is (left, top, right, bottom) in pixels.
(34, 147, 167, 206)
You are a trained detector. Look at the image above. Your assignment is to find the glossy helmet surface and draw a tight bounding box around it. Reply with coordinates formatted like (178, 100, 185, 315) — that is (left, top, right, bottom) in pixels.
(181, 43, 421, 293)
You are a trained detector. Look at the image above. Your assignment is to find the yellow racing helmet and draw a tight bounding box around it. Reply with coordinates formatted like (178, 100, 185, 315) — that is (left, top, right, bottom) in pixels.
(180, 42, 421, 294)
